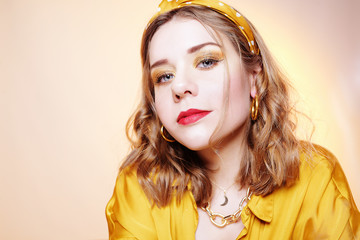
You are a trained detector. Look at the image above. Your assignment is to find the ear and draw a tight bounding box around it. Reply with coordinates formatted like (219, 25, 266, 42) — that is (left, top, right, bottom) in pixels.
(249, 64, 261, 98)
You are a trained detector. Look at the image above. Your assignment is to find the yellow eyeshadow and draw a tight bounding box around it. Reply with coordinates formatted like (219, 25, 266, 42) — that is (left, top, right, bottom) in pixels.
(151, 67, 174, 83)
(193, 49, 224, 67)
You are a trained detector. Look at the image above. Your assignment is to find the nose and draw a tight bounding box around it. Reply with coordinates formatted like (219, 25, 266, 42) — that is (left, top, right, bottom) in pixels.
(171, 71, 198, 102)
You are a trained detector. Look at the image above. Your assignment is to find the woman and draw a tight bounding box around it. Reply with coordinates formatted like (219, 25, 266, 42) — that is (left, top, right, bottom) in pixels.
(106, 0, 360, 239)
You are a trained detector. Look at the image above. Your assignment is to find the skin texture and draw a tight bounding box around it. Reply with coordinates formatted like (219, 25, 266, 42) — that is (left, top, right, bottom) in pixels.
(149, 17, 260, 239)
(150, 17, 257, 153)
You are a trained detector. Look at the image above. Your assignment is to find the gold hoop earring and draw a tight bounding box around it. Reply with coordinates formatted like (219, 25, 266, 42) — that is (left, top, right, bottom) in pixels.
(251, 95, 259, 121)
(160, 125, 175, 142)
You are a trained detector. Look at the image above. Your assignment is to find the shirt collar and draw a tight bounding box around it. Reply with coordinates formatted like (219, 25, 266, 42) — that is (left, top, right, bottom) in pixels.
(247, 193, 273, 222)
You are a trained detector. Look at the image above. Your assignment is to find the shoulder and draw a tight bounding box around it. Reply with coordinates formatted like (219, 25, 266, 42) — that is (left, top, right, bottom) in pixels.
(107, 165, 151, 211)
(271, 142, 353, 202)
(293, 143, 360, 238)
(115, 166, 142, 192)
(106, 166, 158, 239)
(299, 142, 336, 168)
(298, 143, 335, 178)
(259, 143, 360, 238)
(105, 166, 199, 239)
(298, 143, 350, 196)
(297, 143, 354, 201)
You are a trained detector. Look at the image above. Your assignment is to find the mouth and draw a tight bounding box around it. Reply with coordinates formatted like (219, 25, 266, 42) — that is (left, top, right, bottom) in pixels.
(177, 108, 211, 125)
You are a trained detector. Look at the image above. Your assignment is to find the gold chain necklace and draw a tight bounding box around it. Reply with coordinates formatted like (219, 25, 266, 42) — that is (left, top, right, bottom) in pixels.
(201, 187, 252, 228)
(210, 179, 236, 206)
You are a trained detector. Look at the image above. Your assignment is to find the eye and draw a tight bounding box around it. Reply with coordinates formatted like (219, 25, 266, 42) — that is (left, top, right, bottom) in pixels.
(156, 73, 174, 83)
(197, 58, 221, 69)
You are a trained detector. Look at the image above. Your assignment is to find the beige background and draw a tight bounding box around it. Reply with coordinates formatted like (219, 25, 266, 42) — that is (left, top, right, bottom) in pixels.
(0, 0, 359, 239)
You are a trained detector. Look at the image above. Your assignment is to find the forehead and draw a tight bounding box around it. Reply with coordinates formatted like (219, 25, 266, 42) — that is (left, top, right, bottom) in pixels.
(149, 18, 219, 64)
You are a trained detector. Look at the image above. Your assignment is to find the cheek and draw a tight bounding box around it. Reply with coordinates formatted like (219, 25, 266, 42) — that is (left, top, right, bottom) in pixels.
(228, 72, 251, 115)
(230, 79, 249, 100)
(154, 93, 163, 116)
(154, 88, 171, 122)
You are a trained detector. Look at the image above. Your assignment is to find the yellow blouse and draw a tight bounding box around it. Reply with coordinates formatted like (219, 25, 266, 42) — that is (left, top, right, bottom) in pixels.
(106, 147, 360, 239)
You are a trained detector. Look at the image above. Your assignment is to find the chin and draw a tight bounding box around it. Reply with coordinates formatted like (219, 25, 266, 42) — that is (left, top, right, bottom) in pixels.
(176, 138, 212, 151)
(171, 126, 216, 151)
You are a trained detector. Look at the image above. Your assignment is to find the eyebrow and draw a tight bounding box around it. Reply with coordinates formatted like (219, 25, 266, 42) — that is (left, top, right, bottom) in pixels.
(187, 42, 220, 54)
(150, 59, 168, 69)
(150, 42, 220, 70)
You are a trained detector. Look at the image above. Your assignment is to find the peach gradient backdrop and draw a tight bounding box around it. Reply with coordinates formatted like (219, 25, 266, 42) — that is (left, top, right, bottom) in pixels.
(0, 0, 359, 239)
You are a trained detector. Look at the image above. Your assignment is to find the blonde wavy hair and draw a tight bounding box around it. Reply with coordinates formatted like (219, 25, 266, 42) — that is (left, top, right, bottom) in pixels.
(121, 6, 301, 207)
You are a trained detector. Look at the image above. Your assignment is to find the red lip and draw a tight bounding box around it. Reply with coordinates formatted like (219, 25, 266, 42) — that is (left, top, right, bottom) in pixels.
(177, 108, 211, 125)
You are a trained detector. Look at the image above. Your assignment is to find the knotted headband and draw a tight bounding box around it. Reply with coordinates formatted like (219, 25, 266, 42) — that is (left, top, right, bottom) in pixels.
(147, 0, 259, 55)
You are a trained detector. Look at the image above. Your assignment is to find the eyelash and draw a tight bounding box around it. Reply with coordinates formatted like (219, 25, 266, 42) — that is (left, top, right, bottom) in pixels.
(156, 73, 175, 83)
(196, 58, 222, 69)
(153, 55, 223, 84)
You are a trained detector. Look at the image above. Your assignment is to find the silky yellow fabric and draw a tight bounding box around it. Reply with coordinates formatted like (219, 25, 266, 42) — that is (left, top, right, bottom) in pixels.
(106, 146, 360, 239)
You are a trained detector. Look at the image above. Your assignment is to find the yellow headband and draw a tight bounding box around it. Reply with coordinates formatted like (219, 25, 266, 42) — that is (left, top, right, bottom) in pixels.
(147, 0, 259, 55)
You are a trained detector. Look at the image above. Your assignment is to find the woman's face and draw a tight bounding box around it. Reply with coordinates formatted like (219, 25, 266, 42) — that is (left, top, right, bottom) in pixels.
(149, 17, 257, 151)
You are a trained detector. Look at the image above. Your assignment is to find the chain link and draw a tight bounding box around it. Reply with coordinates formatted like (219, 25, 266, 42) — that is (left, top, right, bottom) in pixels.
(201, 187, 252, 228)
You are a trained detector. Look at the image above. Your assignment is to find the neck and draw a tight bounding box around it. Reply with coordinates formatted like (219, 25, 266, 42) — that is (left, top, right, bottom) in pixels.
(197, 125, 247, 188)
